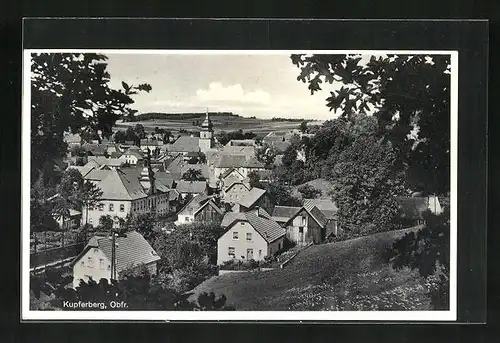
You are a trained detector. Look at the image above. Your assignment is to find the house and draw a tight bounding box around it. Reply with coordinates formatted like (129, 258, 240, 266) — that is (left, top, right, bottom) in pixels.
(283, 203, 328, 246)
(122, 147, 144, 165)
(221, 178, 252, 204)
(82, 167, 171, 227)
(231, 187, 273, 214)
(52, 209, 82, 230)
(64, 133, 82, 148)
(82, 143, 107, 156)
(212, 155, 265, 180)
(87, 156, 127, 169)
(66, 165, 95, 178)
(174, 194, 223, 225)
(271, 206, 302, 226)
(71, 231, 160, 289)
(165, 136, 201, 155)
(303, 198, 340, 238)
(84, 169, 114, 186)
(217, 209, 286, 265)
(175, 180, 208, 199)
(221, 145, 257, 157)
(395, 195, 443, 227)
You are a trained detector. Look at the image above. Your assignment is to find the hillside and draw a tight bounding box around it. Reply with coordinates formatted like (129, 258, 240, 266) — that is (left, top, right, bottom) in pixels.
(189, 227, 433, 311)
(115, 113, 313, 135)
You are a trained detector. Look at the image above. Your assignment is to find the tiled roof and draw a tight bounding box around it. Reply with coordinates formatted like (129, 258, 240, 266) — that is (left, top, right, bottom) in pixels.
(73, 231, 160, 273)
(225, 139, 256, 147)
(285, 203, 328, 228)
(167, 136, 200, 153)
(214, 154, 264, 169)
(85, 169, 113, 182)
(175, 180, 207, 194)
(244, 211, 285, 243)
(221, 212, 247, 227)
(221, 167, 244, 179)
(238, 187, 266, 209)
(224, 177, 251, 192)
(82, 143, 107, 156)
(177, 194, 210, 216)
(195, 199, 224, 217)
(169, 189, 180, 201)
(67, 165, 95, 178)
(140, 139, 163, 146)
(272, 205, 302, 223)
(97, 169, 148, 200)
(221, 145, 256, 156)
(395, 197, 429, 220)
(88, 156, 126, 167)
(303, 198, 338, 219)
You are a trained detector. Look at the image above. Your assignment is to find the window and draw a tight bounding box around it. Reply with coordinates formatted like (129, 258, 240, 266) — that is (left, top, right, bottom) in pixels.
(233, 231, 239, 240)
(98, 204, 104, 211)
(302, 216, 306, 226)
(89, 218, 93, 224)
(87, 256, 94, 268)
(246, 232, 252, 241)
(185, 217, 189, 222)
(228, 247, 235, 258)
(246, 248, 254, 260)
(107, 265, 111, 271)
(99, 258, 104, 269)
(259, 250, 262, 258)
(109, 203, 114, 211)
(240, 222, 244, 226)
(80, 261, 84, 267)
(120, 204, 125, 212)
(299, 227, 304, 234)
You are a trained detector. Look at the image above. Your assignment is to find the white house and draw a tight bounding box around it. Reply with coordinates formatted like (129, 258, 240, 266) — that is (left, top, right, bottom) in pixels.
(217, 209, 285, 265)
(122, 148, 144, 166)
(82, 167, 170, 227)
(71, 231, 160, 288)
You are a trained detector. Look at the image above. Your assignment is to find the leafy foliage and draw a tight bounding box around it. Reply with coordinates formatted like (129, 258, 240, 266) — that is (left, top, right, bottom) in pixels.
(290, 53, 450, 194)
(266, 183, 301, 207)
(216, 129, 256, 146)
(181, 168, 205, 181)
(30, 53, 151, 181)
(297, 184, 322, 199)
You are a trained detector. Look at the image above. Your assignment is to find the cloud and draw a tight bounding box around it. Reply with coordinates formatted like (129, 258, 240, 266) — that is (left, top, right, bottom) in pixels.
(196, 82, 271, 105)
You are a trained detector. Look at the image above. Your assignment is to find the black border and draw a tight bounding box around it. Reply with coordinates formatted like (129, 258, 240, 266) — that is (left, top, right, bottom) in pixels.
(19, 19, 488, 325)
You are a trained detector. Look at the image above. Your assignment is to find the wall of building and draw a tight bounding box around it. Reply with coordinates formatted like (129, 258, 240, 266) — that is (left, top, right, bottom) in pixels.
(222, 184, 250, 204)
(72, 248, 111, 289)
(286, 209, 311, 246)
(84, 200, 132, 226)
(194, 203, 222, 223)
(217, 221, 269, 265)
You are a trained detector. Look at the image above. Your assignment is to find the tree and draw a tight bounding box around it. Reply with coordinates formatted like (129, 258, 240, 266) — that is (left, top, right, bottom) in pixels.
(98, 215, 114, 233)
(198, 152, 207, 164)
(299, 121, 308, 133)
(70, 145, 87, 157)
(30, 53, 151, 182)
(126, 213, 157, 242)
(53, 169, 85, 246)
(384, 209, 450, 309)
(80, 181, 103, 231)
(297, 184, 322, 199)
(290, 53, 450, 195)
(113, 130, 127, 143)
(162, 131, 172, 144)
(248, 171, 264, 189)
(266, 183, 301, 207)
(256, 144, 277, 169)
(135, 124, 146, 140)
(182, 169, 204, 181)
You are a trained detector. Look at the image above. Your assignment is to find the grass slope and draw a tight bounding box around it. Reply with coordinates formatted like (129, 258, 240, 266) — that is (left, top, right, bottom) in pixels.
(190, 227, 433, 311)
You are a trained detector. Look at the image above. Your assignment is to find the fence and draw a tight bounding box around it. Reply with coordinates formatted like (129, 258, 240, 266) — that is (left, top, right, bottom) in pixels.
(30, 243, 85, 271)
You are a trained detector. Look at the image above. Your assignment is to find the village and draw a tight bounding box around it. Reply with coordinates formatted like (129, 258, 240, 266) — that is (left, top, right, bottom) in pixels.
(28, 52, 451, 312)
(30, 109, 444, 309)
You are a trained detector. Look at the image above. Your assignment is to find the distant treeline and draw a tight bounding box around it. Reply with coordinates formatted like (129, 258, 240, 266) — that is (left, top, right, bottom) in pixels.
(271, 117, 306, 122)
(127, 112, 240, 122)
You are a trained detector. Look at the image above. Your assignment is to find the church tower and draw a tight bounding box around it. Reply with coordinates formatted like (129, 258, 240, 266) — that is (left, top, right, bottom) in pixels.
(199, 109, 214, 153)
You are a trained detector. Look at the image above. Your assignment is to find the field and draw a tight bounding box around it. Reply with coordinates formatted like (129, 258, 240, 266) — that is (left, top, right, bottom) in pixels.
(189, 227, 434, 311)
(115, 115, 319, 135)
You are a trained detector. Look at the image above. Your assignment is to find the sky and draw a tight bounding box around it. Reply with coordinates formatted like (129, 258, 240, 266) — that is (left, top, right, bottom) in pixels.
(104, 53, 341, 120)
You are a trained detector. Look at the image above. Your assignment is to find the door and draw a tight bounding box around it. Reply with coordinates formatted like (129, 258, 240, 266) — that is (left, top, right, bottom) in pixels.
(246, 248, 254, 260)
(298, 227, 304, 245)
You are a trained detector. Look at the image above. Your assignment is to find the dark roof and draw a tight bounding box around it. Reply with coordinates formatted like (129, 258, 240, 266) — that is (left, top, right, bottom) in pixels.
(303, 198, 338, 220)
(72, 231, 160, 272)
(85, 169, 113, 182)
(177, 194, 211, 216)
(244, 211, 285, 243)
(395, 197, 429, 220)
(140, 139, 162, 146)
(124, 148, 144, 159)
(194, 198, 224, 217)
(98, 169, 148, 200)
(272, 206, 302, 223)
(238, 187, 267, 209)
(285, 204, 328, 228)
(167, 136, 200, 153)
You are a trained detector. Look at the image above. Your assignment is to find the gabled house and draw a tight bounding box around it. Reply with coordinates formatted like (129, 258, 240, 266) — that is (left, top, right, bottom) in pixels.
(303, 198, 340, 238)
(395, 195, 443, 227)
(71, 231, 160, 289)
(174, 194, 223, 225)
(231, 187, 273, 214)
(217, 209, 285, 265)
(283, 203, 329, 246)
(271, 206, 302, 226)
(212, 155, 265, 181)
(122, 147, 144, 166)
(165, 136, 200, 156)
(175, 180, 208, 199)
(221, 178, 252, 204)
(87, 156, 127, 170)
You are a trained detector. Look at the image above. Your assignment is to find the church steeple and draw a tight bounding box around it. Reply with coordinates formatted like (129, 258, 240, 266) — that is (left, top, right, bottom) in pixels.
(199, 108, 214, 152)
